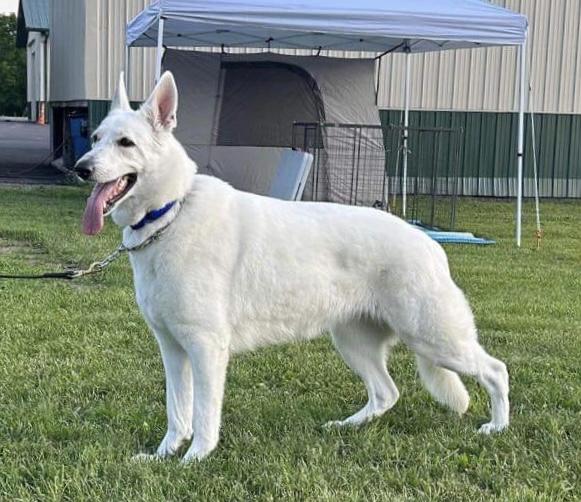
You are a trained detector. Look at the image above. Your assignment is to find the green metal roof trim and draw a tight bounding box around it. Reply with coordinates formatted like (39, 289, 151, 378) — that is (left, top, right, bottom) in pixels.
(16, 0, 49, 48)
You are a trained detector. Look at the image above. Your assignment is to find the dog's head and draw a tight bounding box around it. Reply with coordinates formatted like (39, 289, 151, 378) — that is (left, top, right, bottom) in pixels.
(76, 71, 193, 235)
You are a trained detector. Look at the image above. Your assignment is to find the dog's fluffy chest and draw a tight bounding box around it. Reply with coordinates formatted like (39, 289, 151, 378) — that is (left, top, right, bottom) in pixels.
(126, 189, 237, 334)
(130, 248, 179, 330)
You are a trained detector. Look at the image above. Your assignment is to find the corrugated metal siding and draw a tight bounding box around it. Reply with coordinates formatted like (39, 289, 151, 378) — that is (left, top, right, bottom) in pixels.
(88, 100, 142, 132)
(377, 0, 581, 115)
(27, 32, 39, 102)
(85, 0, 126, 101)
(88, 101, 111, 133)
(85, 0, 155, 101)
(381, 110, 581, 198)
(49, 0, 87, 102)
(49, 0, 156, 103)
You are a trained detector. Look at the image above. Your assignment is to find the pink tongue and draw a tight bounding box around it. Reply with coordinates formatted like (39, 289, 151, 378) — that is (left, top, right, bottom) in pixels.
(82, 181, 119, 235)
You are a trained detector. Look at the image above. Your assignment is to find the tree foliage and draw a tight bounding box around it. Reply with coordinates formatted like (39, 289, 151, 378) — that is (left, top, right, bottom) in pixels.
(0, 14, 27, 117)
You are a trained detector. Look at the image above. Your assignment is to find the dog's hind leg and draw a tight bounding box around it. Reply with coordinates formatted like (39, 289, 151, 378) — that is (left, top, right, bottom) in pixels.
(396, 279, 509, 433)
(181, 335, 230, 463)
(472, 347, 510, 434)
(411, 331, 509, 433)
(325, 320, 399, 428)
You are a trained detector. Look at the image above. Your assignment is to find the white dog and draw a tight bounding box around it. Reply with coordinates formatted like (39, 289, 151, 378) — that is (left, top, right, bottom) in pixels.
(74, 72, 509, 462)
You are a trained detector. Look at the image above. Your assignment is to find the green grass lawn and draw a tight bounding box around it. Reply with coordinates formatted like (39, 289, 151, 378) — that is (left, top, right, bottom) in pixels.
(0, 185, 579, 501)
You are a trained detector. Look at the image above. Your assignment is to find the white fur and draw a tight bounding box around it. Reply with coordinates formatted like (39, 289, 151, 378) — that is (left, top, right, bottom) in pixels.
(80, 73, 510, 463)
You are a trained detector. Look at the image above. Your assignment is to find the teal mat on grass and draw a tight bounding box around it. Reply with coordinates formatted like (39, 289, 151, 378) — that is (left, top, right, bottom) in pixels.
(410, 221, 495, 245)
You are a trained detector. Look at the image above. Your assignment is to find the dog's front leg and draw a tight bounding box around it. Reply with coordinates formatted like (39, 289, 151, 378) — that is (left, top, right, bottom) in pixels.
(181, 337, 230, 463)
(134, 329, 194, 462)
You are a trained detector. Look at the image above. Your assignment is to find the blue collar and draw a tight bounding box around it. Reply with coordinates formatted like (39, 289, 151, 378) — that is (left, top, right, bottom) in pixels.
(131, 200, 178, 230)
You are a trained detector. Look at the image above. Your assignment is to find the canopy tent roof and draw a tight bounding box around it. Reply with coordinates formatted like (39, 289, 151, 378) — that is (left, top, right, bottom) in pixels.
(126, 0, 527, 53)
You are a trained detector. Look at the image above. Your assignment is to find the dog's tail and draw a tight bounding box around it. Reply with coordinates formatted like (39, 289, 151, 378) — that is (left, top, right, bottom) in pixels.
(416, 355, 470, 414)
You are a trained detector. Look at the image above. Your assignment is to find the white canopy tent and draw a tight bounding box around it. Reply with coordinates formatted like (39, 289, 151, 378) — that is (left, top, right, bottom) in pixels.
(127, 0, 528, 245)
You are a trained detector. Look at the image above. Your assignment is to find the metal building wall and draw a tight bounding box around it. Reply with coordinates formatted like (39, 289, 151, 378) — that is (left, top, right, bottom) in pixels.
(49, 0, 581, 197)
(52, 0, 580, 114)
(26, 33, 45, 101)
(49, 0, 87, 102)
(377, 0, 581, 198)
(377, 0, 581, 114)
(25, 32, 49, 122)
(85, 0, 156, 102)
(49, 0, 156, 103)
(381, 109, 581, 198)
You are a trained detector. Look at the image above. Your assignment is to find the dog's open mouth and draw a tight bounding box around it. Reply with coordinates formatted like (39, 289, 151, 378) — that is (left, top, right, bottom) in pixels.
(82, 173, 137, 235)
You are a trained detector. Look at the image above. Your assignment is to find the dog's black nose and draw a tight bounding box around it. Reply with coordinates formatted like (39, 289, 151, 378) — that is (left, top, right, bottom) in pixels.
(74, 159, 93, 181)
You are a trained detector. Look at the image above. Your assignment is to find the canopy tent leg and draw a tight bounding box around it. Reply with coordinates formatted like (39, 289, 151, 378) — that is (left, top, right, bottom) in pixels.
(516, 40, 526, 247)
(402, 48, 411, 219)
(155, 16, 165, 83)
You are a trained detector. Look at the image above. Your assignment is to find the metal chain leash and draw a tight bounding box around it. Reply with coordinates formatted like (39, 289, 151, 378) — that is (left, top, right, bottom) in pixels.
(0, 202, 181, 281)
(0, 244, 127, 281)
(66, 244, 127, 279)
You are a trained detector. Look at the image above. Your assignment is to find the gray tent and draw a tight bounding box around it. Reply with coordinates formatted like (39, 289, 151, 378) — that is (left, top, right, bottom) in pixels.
(128, 0, 529, 245)
(163, 49, 383, 204)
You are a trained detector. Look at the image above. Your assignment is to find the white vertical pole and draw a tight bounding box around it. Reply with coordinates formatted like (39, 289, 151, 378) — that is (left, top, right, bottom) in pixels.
(528, 82, 541, 233)
(39, 34, 47, 124)
(124, 1, 132, 101)
(402, 47, 411, 218)
(39, 36, 45, 103)
(125, 46, 131, 99)
(516, 40, 527, 247)
(155, 16, 165, 83)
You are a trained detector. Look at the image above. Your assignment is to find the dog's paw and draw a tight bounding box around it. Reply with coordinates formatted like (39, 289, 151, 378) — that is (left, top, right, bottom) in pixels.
(180, 450, 208, 464)
(323, 419, 355, 429)
(478, 422, 508, 435)
(180, 441, 216, 464)
(180, 452, 203, 464)
(131, 453, 163, 463)
(156, 432, 191, 458)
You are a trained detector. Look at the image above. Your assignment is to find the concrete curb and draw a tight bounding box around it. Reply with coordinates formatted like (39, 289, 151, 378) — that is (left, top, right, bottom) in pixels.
(0, 117, 30, 123)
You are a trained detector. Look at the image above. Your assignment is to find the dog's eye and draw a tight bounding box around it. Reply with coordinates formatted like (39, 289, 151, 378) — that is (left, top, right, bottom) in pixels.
(118, 137, 135, 148)
(91, 134, 99, 145)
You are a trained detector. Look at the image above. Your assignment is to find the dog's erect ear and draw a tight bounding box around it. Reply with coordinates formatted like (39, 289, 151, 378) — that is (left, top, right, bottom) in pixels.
(142, 71, 178, 131)
(111, 72, 131, 111)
